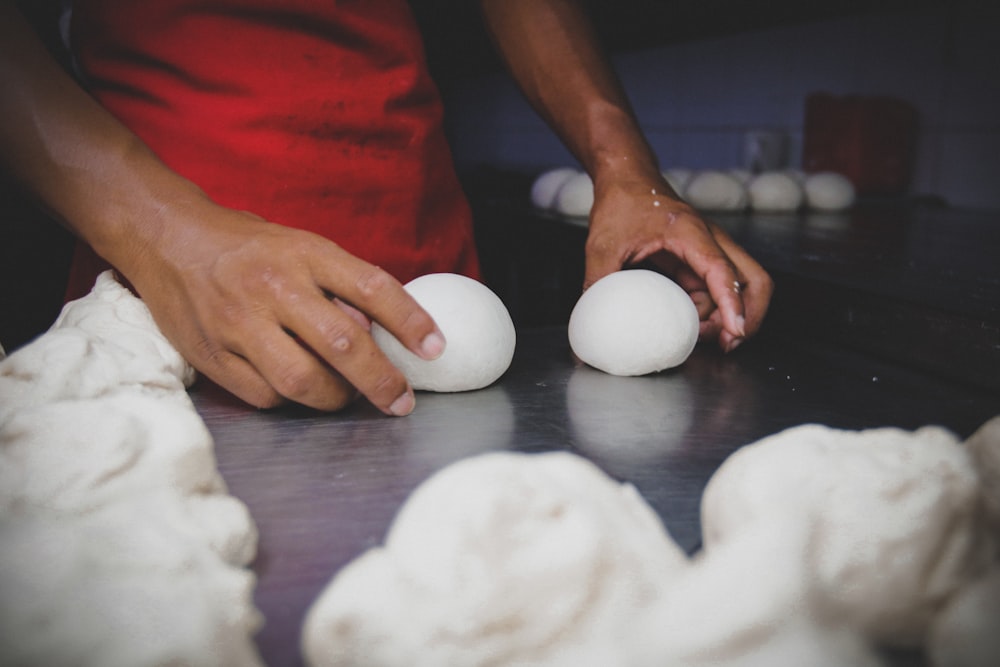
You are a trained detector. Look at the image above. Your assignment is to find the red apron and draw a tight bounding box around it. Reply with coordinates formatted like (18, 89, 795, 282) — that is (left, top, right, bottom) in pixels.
(65, 0, 479, 300)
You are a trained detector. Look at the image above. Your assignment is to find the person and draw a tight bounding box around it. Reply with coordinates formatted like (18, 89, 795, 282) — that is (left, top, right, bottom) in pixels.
(0, 0, 772, 416)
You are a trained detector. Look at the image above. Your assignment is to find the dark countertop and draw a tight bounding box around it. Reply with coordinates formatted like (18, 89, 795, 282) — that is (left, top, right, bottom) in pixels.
(196, 323, 998, 666)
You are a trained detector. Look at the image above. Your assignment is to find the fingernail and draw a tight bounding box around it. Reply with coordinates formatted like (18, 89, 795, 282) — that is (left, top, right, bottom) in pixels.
(389, 391, 415, 416)
(725, 337, 744, 354)
(733, 315, 746, 338)
(420, 331, 446, 359)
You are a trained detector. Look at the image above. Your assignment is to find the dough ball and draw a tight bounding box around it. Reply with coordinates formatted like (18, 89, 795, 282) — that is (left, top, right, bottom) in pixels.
(553, 171, 594, 217)
(371, 273, 515, 392)
(530, 167, 580, 210)
(701, 423, 992, 647)
(804, 172, 856, 211)
(928, 567, 1000, 667)
(661, 168, 693, 194)
(747, 171, 804, 211)
(301, 451, 688, 667)
(568, 269, 699, 376)
(683, 170, 748, 211)
(727, 168, 753, 185)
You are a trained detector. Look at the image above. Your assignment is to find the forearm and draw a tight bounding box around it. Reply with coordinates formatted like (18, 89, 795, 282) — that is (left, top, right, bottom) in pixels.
(479, 0, 662, 188)
(0, 4, 206, 276)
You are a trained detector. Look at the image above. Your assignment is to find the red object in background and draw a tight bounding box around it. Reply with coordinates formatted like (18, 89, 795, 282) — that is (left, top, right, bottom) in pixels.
(802, 93, 918, 195)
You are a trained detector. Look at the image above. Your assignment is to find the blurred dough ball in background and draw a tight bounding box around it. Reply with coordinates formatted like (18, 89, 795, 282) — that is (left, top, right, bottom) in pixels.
(683, 170, 748, 211)
(748, 171, 804, 211)
(530, 167, 581, 210)
(554, 171, 595, 218)
(804, 172, 856, 211)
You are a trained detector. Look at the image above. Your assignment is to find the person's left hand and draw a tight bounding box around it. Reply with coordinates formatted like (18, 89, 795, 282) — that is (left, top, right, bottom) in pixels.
(583, 171, 773, 353)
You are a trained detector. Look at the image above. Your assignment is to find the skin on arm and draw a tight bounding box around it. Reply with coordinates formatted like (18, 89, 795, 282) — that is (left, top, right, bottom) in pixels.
(478, 0, 772, 351)
(0, 4, 444, 414)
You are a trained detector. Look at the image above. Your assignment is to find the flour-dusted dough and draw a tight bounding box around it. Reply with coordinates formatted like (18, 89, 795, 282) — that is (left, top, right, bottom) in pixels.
(804, 171, 856, 211)
(301, 451, 689, 667)
(530, 166, 581, 210)
(553, 170, 594, 217)
(963, 415, 1000, 533)
(683, 170, 749, 211)
(701, 423, 992, 647)
(928, 567, 1000, 667)
(629, 521, 883, 667)
(0, 271, 263, 666)
(747, 171, 804, 211)
(568, 269, 699, 376)
(371, 273, 515, 392)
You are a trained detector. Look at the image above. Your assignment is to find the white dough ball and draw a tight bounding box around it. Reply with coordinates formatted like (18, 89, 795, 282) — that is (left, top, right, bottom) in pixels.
(371, 273, 515, 393)
(553, 171, 594, 217)
(701, 423, 992, 647)
(747, 171, 804, 211)
(568, 270, 699, 376)
(301, 451, 689, 667)
(661, 168, 693, 194)
(964, 416, 1000, 533)
(530, 167, 580, 210)
(728, 168, 753, 185)
(683, 170, 748, 211)
(804, 172, 856, 211)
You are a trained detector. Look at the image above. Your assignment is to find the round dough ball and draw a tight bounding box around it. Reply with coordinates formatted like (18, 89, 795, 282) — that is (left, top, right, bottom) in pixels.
(928, 568, 1000, 667)
(683, 170, 748, 211)
(371, 273, 515, 393)
(747, 172, 804, 211)
(568, 270, 699, 376)
(661, 168, 693, 194)
(530, 167, 580, 210)
(804, 172, 856, 211)
(727, 168, 753, 186)
(553, 171, 594, 217)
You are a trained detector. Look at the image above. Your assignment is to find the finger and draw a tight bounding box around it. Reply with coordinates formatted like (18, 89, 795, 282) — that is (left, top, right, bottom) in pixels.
(278, 290, 415, 416)
(689, 289, 716, 321)
(231, 315, 362, 412)
(310, 249, 445, 361)
(182, 334, 288, 409)
(669, 231, 747, 340)
(709, 227, 774, 337)
(582, 231, 626, 291)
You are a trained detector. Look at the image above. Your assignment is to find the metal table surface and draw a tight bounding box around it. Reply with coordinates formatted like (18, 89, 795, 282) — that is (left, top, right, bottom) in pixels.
(194, 325, 999, 667)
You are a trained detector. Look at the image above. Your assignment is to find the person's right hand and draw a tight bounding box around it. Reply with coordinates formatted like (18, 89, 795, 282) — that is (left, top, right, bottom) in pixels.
(121, 197, 445, 415)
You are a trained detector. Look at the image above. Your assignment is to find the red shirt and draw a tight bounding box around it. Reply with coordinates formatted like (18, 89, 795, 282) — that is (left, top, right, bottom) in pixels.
(65, 0, 480, 300)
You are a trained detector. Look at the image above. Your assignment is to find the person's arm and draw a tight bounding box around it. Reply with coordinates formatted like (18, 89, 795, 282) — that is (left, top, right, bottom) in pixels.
(478, 0, 772, 351)
(0, 4, 443, 414)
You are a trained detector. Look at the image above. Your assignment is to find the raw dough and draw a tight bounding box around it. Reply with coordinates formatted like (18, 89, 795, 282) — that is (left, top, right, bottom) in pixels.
(700, 423, 992, 647)
(747, 171, 804, 211)
(301, 451, 689, 667)
(0, 271, 263, 666)
(683, 170, 748, 211)
(530, 167, 580, 210)
(927, 567, 1000, 667)
(371, 273, 515, 392)
(568, 269, 699, 376)
(553, 171, 594, 217)
(804, 171, 856, 211)
(962, 415, 1000, 533)
(629, 521, 883, 667)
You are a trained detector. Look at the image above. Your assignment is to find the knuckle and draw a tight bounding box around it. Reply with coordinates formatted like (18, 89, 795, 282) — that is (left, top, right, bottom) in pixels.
(271, 363, 316, 400)
(354, 267, 393, 299)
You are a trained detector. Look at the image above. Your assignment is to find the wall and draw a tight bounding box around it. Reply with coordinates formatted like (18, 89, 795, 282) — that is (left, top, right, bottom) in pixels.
(442, 3, 1000, 210)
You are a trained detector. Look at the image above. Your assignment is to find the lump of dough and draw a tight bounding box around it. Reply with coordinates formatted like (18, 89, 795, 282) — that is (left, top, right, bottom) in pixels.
(747, 171, 804, 211)
(962, 415, 1000, 533)
(804, 171, 856, 211)
(301, 451, 689, 667)
(371, 273, 515, 392)
(927, 567, 1000, 667)
(700, 423, 992, 648)
(530, 167, 581, 210)
(629, 520, 883, 667)
(553, 171, 594, 217)
(683, 170, 748, 211)
(568, 269, 699, 376)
